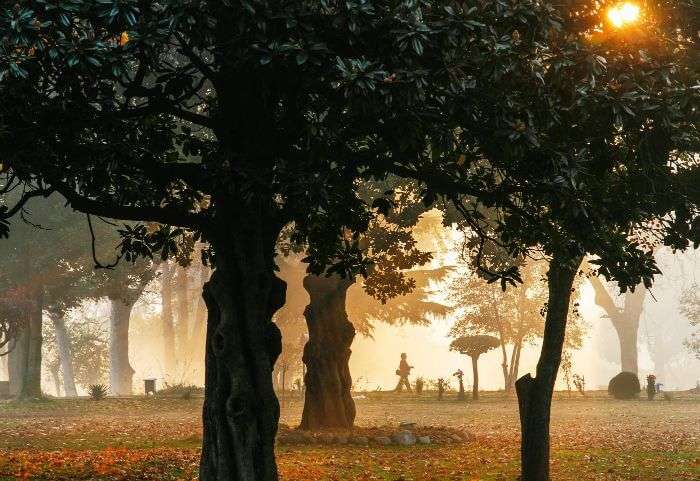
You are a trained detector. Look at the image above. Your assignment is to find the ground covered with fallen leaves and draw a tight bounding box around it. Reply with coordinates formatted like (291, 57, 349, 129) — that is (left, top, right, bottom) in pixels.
(1, 391, 698, 480)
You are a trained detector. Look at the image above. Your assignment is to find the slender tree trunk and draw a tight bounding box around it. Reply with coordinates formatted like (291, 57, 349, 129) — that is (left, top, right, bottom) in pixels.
(300, 273, 356, 430)
(509, 341, 522, 388)
(161, 262, 176, 377)
(199, 200, 285, 481)
(471, 355, 480, 400)
(51, 365, 61, 397)
(516, 254, 582, 481)
(176, 267, 191, 350)
(109, 297, 135, 396)
(499, 339, 509, 392)
(52, 316, 77, 397)
(18, 287, 43, 399)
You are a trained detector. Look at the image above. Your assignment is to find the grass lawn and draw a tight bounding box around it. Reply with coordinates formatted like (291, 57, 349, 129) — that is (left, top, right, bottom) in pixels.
(1, 391, 698, 480)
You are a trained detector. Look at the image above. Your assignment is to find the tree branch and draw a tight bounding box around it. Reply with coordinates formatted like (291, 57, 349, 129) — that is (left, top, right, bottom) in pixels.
(51, 181, 208, 230)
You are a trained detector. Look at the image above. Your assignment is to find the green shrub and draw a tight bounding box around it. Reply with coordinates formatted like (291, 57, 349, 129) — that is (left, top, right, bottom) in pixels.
(158, 383, 203, 399)
(415, 377, 424, 395)
(608, 372, 640, 399)
(88, 384, 108, 401)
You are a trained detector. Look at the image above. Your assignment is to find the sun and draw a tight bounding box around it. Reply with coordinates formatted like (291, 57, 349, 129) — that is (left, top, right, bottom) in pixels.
(607, 2, 641, 28)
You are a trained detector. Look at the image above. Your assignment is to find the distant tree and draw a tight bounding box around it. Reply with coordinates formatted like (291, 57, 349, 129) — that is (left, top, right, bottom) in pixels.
(679, 287, 700, 360)
(589, 276, 645, 374)
(449, 256, 585, 392)
(450, 335, 500, 400)
(93, 260, 157, 396)
(44, 309, 109, 393)
(449, 261, 547, 393)
(0, 194, 97, 399)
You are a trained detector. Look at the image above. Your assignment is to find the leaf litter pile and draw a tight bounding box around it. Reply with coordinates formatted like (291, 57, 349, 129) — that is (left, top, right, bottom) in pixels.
(1, 392, 698, 480)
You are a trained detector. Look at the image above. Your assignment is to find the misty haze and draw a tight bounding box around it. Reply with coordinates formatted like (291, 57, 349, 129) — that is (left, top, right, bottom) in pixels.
(0, 2, 699, 481)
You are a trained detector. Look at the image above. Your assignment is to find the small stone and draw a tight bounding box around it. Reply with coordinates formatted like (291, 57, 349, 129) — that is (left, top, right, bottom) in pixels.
(450, 433, 463, 443)
(374, 436, 392, 446)
(335, 435, 349, 445)
(417, 436, 431, 445)
(460, 431, 475, 442)
(399, 421, 416, 430)
(350, 436, 369, 446)
(391, 430, 417, 446)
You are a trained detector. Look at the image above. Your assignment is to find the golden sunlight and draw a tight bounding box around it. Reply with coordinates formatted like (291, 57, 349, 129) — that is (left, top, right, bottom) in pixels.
(607, 2, 641, 28)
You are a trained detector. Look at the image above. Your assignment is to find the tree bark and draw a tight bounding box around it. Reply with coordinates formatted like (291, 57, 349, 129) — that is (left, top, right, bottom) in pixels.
(199, 200, 285, 481)
(52, 316, 77, 397)
(18, 287, 43, 399)
(516, 254, 582, 481)
(299, 273, 356, 430)
(161, 262, 176, 377)
(109, 297, 135, 396)
(471, 355, 480, 400)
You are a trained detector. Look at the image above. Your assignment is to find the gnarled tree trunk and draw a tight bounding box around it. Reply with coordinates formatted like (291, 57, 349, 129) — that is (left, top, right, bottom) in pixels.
(299, 274, 356, 430)
(516, 254, 582, 481)
(52, 315, 77, 397)
(199, 200, 285, 481)
(109, 297, 136, 396)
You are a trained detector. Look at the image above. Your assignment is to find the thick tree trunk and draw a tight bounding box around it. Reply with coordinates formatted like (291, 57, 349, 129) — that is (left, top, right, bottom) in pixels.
(18, 287, 43, 399)
(161, 262, 176, 377)
(590, 277, 643, 375)
(614, 321, 639, 374)
(516, 254, 582, 481)
(109, 297, 135, 396)
(471, 355, 480, 400)
(8, 326, 27, 397)
(199, 202, 285, 481)
(52, 316, 77, 397)
(299, 274, 356, 430)
(50, 365, 61, 397)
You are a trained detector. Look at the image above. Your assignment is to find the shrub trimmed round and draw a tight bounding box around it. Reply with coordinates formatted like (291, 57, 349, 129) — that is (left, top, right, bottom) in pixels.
(608, 371, 640, 399)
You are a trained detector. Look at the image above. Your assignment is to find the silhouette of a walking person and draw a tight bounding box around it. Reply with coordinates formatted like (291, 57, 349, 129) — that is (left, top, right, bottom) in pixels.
(395, 353, 413, 392)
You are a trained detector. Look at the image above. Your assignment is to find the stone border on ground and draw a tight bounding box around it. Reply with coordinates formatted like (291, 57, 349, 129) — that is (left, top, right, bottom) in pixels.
(276, 424, 475, 446)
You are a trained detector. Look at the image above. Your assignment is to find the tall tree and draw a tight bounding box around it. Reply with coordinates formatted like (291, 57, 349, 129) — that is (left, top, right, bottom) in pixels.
(299, 178, 441, 430)
(0, 2, 483, 478)
(404, 3, 700, 479)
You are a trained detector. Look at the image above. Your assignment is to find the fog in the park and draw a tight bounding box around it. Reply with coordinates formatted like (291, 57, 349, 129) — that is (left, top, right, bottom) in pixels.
(0, 2, 699, 481)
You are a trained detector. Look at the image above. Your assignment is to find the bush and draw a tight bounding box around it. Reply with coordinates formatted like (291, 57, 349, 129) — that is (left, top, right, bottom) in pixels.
(415, 377, 424, 395)
(157, 383, 203, 399)
(608, 372, 640, 399)
(88, 384, 108, 400)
